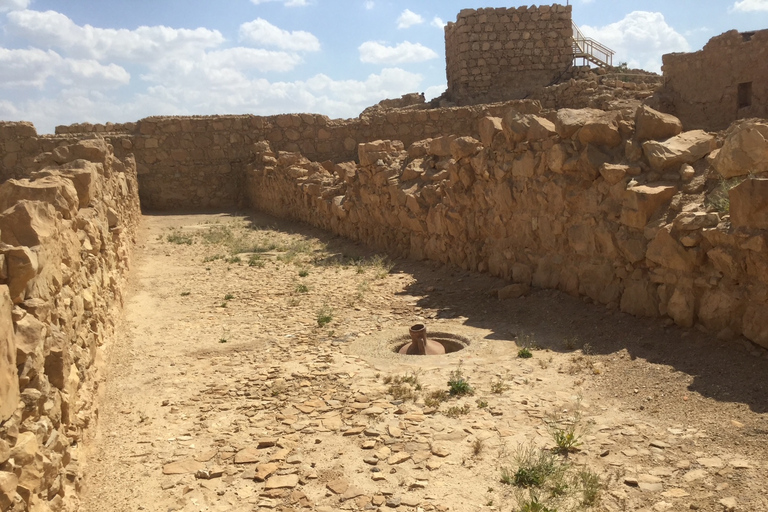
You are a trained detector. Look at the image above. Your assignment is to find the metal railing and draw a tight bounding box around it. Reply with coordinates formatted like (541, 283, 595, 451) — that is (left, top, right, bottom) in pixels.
(572, 21, 615, 68)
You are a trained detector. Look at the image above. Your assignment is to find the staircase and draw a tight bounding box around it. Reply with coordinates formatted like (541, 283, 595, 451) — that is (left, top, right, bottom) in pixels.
(572, 21, 615, 68)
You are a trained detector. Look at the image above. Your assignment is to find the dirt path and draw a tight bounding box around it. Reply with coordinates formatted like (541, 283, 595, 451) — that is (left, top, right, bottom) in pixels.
(80, 212, 768, 512)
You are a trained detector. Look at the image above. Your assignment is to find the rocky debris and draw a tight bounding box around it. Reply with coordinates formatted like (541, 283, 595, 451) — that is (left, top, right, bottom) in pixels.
(729, 178, 768, 229)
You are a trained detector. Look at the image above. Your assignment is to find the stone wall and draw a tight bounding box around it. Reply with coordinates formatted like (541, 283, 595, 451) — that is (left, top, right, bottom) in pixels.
(445, 4, 573, 105)
(246, 104, 768, 351)
(659, 29, 768, 131)
(50, 101, 539, 210)
(0, 136, 140, 511)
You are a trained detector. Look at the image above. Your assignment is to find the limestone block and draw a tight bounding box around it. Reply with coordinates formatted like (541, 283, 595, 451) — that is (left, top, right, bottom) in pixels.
(698, 289, 739, 333)
(554, 108, 605, 139)
(620, 277, 659, 317)
(0, 285, 18, 422)
(502, 111, 531, 143)
(599, 163, 629, 185)
(427, 136, 455, 157)
(13, 312, 46, 365)
(646, 226, 695, 272)
(577, 144, 609, 180)
(743, 302, 768, 348)
(358, 140, 405, 167)
(71, 139, 109, 165)
(577, 112, 621, 148)
(620, 184, 678, 230)
(634, 105, 682, 141)
(667, 286, 695, 327)
(729, 179, 768, 229)
(0, 177, 78, 220)
(642, 130, 716, 171)
(478, 116, 503, 147)
(0, 200, 57, 247)
(1, 246, 38, 304)
(450, 136, 483, 160)
(528, 116, 557, 140)
(672, 211, 720, 231)
(713, 121, 768, 178)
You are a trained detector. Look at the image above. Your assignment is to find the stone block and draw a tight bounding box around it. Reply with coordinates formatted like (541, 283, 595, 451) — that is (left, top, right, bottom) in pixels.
(714, 121, 768, 178)
(620, 184, 678, 229)
(642, 130, 716, 171)
(0, 286, 17, 422)
(730, 178, 768, 229)
(635, 105, 682, 141)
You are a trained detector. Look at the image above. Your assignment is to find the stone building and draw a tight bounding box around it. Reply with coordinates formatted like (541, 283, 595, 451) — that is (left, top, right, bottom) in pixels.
(659, 29, 768, 131)
(444, 4, 574, 105)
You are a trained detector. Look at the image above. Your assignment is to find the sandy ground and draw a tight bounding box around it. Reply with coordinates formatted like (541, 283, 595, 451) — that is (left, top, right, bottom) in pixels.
(80, 212, 768, 512)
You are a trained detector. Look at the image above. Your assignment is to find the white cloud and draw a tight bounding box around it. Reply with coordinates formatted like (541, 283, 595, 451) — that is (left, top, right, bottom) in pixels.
(581, 11, 689, 73)
(431, 17, 446, 29)
(365, 1, 375, 9)
(359, 41, 438, 64)
(7, 10, 225, 62)
(425, 84, 446, 101)
(0, 48, 129, 89)
(733, 0, 768, 11)
(250, 0, 308, 6)
(0, 0, 28, 12)
(3, 67, 426, 134)
(397, 9, 423, 29)
(239, 18, 320, 52)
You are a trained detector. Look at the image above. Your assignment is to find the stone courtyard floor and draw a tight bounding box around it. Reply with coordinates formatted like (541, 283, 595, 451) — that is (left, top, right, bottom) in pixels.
(80, 212, 768, 512)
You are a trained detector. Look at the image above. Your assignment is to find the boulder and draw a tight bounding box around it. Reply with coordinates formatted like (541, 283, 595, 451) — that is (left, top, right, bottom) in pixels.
(450, 136, 482, 160)
(667, 286, 695, 327)
(0, 286, 18, 421)
(554, 108, 606, 139)
(642, 130, 717, 171)
(713, 121, 768, 178)
(427, 136, 455, 157)
(577, 112, 622, 148)
(0, 201, 58, 247)
(620, 277, 659, 317)
(646, 226, 696, 272)
(729, 178, 768, 229)
(1, 246, 39, 304)
(0, 177, 79, 220)
(502, 111, 531, 144)
(600, 163, 629, 185)
(620, 184, 678, 229)
(743, 302, 768, 348)
(528, 116, 557, 140)
(478, 116, 503, 147)
(635, 105, 683, 141)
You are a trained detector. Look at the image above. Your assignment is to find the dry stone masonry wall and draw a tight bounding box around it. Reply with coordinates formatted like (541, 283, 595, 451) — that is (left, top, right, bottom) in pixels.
(445, 4, 573, 105)
(0, 131, 140, 512)
(659, 29, 768, 131)
(246, 104, 768, 351)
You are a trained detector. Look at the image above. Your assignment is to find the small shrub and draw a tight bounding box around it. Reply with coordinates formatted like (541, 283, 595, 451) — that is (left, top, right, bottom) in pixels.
(444, 404, 471, 418)
(166, 231, 193, 245)
(203, 254, 223, 263)
(491, 379, 507, 394)
(476, 399, 488, 409)
(473, 438, 484, 456)
(707, 177, 744, 214)
(448, 367, 474, 396)
(316, 306, 333, 327)
(578, 469, 602, 507)
(248, 254, 265, 267)
(388, 383, 417, 401)
(226, 256, 241, 264)
(219, 338, 227, 344)
(224, 293, 234, 301)
(502, 446, 563, 489)
(220, 302, 228, 308)
(518, 347, 533, 359)
(180, 291, 191, 297)
(295, 284, 309, 294)
(298, 268, 309, 277)
(424, 389, 447, 408)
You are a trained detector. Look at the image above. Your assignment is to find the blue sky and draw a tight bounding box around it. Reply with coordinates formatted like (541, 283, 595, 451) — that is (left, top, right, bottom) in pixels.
(1, 0, 767, 133)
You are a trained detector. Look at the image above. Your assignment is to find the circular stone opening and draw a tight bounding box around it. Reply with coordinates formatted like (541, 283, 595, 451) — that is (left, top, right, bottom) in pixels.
(391, 331, 470, 355)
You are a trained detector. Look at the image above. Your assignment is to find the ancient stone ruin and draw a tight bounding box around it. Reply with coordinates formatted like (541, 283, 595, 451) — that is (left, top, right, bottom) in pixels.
(656, 29, 768, 131)
(1, 4, 768, 511)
